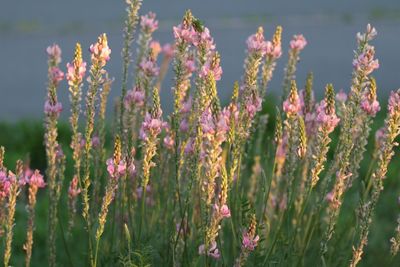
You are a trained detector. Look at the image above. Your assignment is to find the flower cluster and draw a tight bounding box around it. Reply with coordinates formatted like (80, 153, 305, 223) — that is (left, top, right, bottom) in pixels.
(198, 241, 220, 259)
(106, 158, 126, 180)
(46, 44, 62, 64)
(283, 81, 301, 116)
(140, 12, 158, 33)
(352, 45, 379, 75)
(66, 43, 87, 86)
(0, 170, 10, 199)
(89, 33, 111, 67)
(246, 27, 268, 56)
(124, 85, 146, 109)
(290, 34, 307, 51)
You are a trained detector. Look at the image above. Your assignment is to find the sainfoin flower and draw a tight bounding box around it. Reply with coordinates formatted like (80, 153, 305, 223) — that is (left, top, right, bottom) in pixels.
(283, 82, 301, 116)
(68, 176, 81, 198)
(162, 43, 174, 58)
(66, 61, 86, 86)
(198, 241, 220, 259)
(200, 53, 222, 81)
(140, 12, 158, 33)
(361, 92, 380, 116)
(388, 89, 400, 116)
(0, 170, 10, 199)
(29, 170, 46, 188)
(316, 100, 340, 133)
(50, 67, 64, 84)
(106, 158, 126, 179)
(124, 86, 145, 109)
(89, 33, 111, 66)
(46, 44, 62, 64)
(246, 27, 267, 55)
(44, 100, 63, 117)
(139, 58, 160, 77)
(214, 203, 231, 218)
(290, 34, 307, 51)
(352, 45, 379, 75)
(336, 89, 347, 103)
(173, 23, 196, 44)
(139, 113, 163, 141)
(242, 231, 260, 251)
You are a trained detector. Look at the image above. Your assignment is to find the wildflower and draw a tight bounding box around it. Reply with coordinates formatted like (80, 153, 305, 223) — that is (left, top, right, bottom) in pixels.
(316, 101, 340, 133)
(89, 33, 111, 67)
(361, 92, 380, 117)
(66, 46, 86, 86)
(139, 113, 163, 141)
(140, 12, 158, 33)
(29, 170, 46, 188)
(265, 26, 282, 59)
(163, 135, 174, 150)
(242, 231, 260, 251)
(0, 171, 10, 199)
(125, 86, 145, 109)
(193, 27, 216, 52)
(290, 34, 307, 51)
(139, 57, 160, 77)
(357, 24, 377, 43)
(214, 203, 231, 218)
(173, 23, 196, 44)
(388, 89, 400, 116)
(68, 176, 81, 198)
(336, 89, 347, 103)
(283, 80, 301, 116)
(44, 100, 63, 117)
(352, 45, 379, 75)
(46, 44, 62, 64)
(200, 53, 222, 81)
(106, 158, 126, 179)
(198, 241, 220, 259)
(246, 27, 267, 55)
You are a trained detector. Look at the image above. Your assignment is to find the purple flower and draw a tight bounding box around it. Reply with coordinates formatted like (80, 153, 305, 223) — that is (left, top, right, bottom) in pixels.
(44, 100, 63, 117)
(214, 203, 231, 218)
(68, 176, 81, 198)
(246, 28, 267, 56)
(352, 45, 379, 75)
(173, 24, 196, 44)
(46, 44, 62, 64)
(125, 86, 145, 109)
(140, 12, 158, 33)
(290, 34, 307, 51)
(50, 67, 64, 84)
(139, 58, 160, 77)
(198, 241, 220, 259)
(106, 158, 126, 179)
(336, 89, 347, 103)
(316, 100, 340, 133)
(242, 231, 260, 251)
(139, 113, 163, 141)
(361, 92, 380, 117)
(0, 171, 11, 199)
(29, 170, 46, 188)
(163, 135, 174, 150)
(388, 90, 400, 117)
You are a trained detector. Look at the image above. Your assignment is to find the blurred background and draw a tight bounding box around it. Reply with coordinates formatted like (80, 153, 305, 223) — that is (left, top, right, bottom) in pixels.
(0, 0, 399, 120)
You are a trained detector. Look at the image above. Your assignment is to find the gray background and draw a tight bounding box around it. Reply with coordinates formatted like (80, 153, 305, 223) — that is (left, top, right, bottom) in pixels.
(1, 0, 400, 120)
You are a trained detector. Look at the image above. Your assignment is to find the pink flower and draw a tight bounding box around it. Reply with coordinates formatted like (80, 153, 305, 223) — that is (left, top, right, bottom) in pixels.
(290, 34, 307, 51)
(106, 158, 126, 179)
(246, 28, 267, 56)
(361, 93, 380, 117)
(0, 171, 11, 199)
(357, 24, 377, 43)
(184, 57, 196, 74)
(163, 135, 174, 150)
(198, 241, 220, 259)
(283, 92, 301, 116)
(216, 204, 231, 218)
(139, 113, 163, 141)
(29, 170, 46, 188)
(149, 41, 162, 58)
(388, 89, 400, 117)
(50, 67, 64, 84)
(162, 43, 175, 59)
(242, 231, 260, 251)
(44, 100, 63, 117)
(66, 61, 86, 86)
(336, 89, 347, 103)
(140, 12, 158, 33)
(125, 86, 145, 109)
(352, 45, 379, 75)
(68, 176, 81, 198)
(89, 34, 111, 66)
(46, 44, 62, 64)
(325, 191, 334, 203)
(179, 119, 189, 132)
(184, 138, 194, 155)
(173, 24, 196, 44)
(265, 40, 282, 58)
(193, 27, 216, 53)
(19, 168, 33, 186)
(200, 58, 222, 81)
(316, 100, 340, 133)
(181, 97, 192, 113)
(245, 95, 262, 118)
(139, 58, 160, 77)
(375, 127, 386, 147)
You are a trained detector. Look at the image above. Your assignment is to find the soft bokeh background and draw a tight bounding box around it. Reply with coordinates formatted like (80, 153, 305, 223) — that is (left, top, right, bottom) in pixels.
(1, 0, 400, 120)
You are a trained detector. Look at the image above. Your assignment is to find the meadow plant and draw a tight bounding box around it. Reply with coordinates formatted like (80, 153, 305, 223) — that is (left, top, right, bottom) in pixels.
(2, 2, 400, 267)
